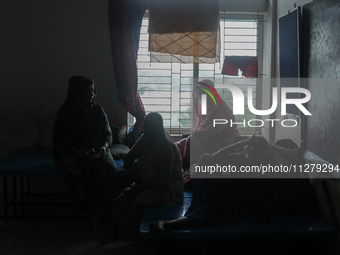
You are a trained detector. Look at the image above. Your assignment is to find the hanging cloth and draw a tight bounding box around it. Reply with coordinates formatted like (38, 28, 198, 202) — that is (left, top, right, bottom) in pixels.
(221, 56, 258, 78)
(108, 0, 147, 124)
(148, 0, 220, 63)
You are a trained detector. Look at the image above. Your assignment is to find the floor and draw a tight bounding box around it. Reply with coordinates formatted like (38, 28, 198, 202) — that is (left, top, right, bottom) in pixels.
(1, 193, 340, 255)
(0, 193, 154, 255)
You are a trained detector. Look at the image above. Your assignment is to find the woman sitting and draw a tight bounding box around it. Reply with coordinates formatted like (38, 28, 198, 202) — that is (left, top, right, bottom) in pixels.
(112, 112, 184, 237)
(176, 79, 240, 179)
(53, 76, 118, 235)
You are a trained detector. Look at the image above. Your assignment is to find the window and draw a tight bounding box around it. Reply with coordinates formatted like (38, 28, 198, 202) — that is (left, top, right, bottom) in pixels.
(131, 12, 264, 135)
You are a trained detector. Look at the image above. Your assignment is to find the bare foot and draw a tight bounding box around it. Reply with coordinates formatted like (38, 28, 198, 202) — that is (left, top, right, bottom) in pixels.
(149, 221, 166, 237)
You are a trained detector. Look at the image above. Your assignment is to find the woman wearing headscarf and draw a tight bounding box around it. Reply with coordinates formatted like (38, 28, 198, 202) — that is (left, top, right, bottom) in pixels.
(112, 112, 184, 237)
(176, 79, 240, 180)
(53, 76, 118, 235)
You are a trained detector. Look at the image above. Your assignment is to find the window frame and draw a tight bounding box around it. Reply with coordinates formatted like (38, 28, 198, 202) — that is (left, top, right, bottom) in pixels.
(130, 11, 265, 136)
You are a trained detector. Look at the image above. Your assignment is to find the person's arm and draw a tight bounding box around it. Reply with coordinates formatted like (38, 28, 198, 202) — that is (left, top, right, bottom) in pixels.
(99, 122, 112, 155)
(96, 106, 113, 156)
(124, 180, 155, 200)
(97, 138, 110, 157)
(123, 135, 144, 168)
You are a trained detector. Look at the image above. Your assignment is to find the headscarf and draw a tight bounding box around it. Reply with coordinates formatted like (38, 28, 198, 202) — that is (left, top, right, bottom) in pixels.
(53, 76, 111, 166)
(130, 112, 183, 192)
(143, 112, 165, 142)
(193, 79, 239, 136)
(64, 76, 96, 107)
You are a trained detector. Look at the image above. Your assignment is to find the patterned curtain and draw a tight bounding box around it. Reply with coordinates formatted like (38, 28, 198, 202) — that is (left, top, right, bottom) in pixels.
(148, 0, 220, 64)
(109, 0, 148, 124)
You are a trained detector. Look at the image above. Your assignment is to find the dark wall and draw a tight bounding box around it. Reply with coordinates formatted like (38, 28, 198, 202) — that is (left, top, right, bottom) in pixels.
(303, 0, 340, 166)
(0, 0, 126, 153)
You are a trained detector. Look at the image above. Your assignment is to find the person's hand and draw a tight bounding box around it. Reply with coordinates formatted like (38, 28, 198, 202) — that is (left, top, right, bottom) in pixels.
(181, 133, 191, 139)
(72, 149, 97, 165)
(83, 150, 101, 164)
(97, 146, 107, 157)
(131, 166, 143, 184)
(124, 182, 150, 200)
(123, 183, 137, 200)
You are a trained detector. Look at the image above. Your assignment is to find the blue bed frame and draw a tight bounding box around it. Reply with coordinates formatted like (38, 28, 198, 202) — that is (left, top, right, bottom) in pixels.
(0, 147, 338, 240)
(139, 194, 338, 239)
(0, 147, 129, 223)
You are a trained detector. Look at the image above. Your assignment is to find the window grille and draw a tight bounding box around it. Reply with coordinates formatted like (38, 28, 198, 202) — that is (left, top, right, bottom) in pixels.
(130, 12, 263, 135)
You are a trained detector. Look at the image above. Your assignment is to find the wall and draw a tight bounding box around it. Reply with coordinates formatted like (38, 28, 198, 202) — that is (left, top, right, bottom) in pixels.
(0, 0, 126, 157)
(275, 0, 340, 231)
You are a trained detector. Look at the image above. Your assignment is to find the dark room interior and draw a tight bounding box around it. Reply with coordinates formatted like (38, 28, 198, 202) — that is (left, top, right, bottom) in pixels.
(1, 0, 340, 254)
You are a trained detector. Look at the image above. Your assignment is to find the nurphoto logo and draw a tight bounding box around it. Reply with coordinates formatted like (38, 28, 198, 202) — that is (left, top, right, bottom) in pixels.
(199, 82, 312, 128)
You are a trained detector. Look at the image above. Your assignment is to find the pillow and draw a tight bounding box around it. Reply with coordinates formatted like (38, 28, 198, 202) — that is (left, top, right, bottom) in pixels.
(110, 144, 130, 159)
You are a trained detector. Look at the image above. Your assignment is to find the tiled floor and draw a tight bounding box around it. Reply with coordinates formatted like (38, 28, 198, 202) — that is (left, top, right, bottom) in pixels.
(1, 193, 340, 255)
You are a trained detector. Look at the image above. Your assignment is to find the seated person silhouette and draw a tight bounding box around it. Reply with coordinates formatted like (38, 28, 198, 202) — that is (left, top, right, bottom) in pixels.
(112, 112, 184, 237)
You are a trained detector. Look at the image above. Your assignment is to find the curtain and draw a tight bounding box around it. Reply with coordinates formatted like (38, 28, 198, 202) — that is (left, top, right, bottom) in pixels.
(109, 0, 147, 124)
(148, 0, 220, 63)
